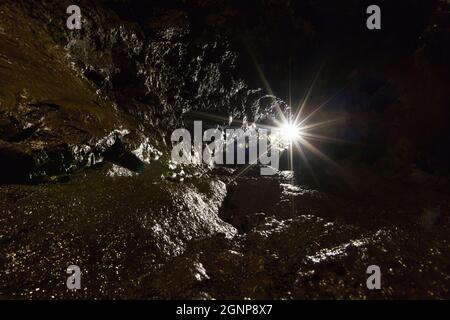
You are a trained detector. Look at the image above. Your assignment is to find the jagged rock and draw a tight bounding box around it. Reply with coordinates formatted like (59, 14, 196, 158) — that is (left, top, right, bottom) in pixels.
(0, 0, 285, 183)
(1, 0, 450, 301)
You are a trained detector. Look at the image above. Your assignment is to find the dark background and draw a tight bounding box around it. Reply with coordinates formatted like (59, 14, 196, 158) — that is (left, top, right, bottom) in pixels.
(105, 0, 450, 175)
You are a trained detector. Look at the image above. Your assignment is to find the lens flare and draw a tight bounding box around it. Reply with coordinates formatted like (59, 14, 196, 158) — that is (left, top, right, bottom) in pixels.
(279, 121, 302, 143)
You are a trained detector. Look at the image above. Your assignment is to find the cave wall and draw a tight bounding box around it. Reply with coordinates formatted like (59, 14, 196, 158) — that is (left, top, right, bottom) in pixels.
(1, 0, 449, 183)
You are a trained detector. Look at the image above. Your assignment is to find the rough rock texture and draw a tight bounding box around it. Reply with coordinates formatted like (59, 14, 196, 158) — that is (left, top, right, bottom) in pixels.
(0, 1, 158, 183)
(0, 168, 236, 298)
(140, 168, 450, 299)
(1, 0, 450, 300)
(0, 0, 280, 299)
(0, 0, 282, 183)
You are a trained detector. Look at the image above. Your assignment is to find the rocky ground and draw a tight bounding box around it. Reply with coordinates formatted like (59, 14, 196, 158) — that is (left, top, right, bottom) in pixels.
(1, 162, 449, 299)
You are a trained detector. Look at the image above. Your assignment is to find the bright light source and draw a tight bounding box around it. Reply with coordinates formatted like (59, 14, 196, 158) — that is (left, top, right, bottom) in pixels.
(279, 121, 302, 143)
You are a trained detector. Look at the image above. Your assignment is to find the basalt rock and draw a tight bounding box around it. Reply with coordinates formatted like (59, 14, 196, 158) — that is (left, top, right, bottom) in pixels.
(0, 0, 287, 183)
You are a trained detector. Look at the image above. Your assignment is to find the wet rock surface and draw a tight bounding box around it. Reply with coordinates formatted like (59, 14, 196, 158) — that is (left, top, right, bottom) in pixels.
(0, 0, 280, 183)
(0, 1, 161, 183)
(1, 0, 450, 300)
(139, 168, 450, 299)
(0, 164, 235, 298)
(1, 165, 449, 299)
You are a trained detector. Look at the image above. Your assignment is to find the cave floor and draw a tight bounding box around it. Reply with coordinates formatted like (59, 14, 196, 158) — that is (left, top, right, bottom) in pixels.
(0, 164, 449, 299)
